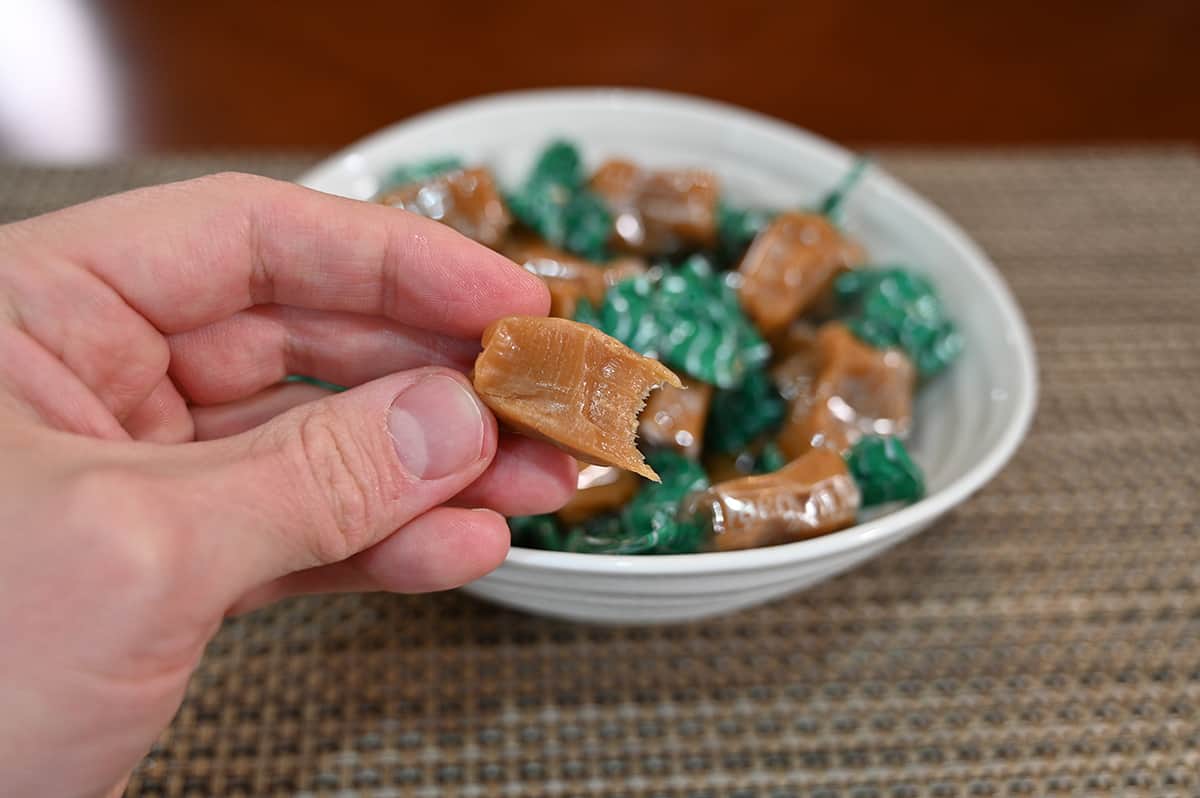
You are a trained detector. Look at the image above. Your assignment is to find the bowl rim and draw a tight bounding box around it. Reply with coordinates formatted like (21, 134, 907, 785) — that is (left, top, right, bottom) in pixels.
(297, 87, 1039, 577)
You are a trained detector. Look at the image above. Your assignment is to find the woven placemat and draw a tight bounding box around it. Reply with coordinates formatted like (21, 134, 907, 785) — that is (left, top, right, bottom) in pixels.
(2, 149, 1198, 797)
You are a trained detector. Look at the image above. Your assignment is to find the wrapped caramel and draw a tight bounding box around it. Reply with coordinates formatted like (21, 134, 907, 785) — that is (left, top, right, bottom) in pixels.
(473, 316, 681, 481)
(504, 238, 646, 319)
(778, 322, 915, 459)
(770, 321, 820, 402)
(704, 439, 788, 484)
(590, 159, 720, 254)
(378, 167, 512, 247)
(687, 446, 860, 552)
(737, 213, 865, 337)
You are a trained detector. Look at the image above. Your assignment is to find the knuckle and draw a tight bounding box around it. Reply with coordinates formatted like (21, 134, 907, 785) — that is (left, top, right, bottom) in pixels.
(292, 405, 386, 564)
(101, 330, 171, 412)
(194, 170, 277, 192)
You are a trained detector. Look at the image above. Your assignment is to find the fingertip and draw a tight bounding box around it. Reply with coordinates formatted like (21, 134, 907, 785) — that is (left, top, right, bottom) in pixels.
(358, 506, 510, 592)
(500, 254, 552, 318)
(450, 434, 578, 516)
(519, 442, 579, 509)
(465, 508, 512, 570)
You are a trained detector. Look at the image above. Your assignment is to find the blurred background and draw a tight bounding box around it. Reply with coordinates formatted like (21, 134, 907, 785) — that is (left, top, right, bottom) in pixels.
(1, 0, 1197, 162)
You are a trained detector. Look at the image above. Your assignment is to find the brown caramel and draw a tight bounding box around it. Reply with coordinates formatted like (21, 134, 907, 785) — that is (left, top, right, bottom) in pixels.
(770, 321, 819, 402)
(556, 462, 641, 525)
(690, 446, 860, 552)
(778, 322, 915, 459)
(637, 375, 713, 459)
(504, 238, 646, 318)
(737, 213, 865, 336)
(378, 167, 512, 247)
(704, 443, 767, 484)
(590, 159, 719, 254)
(473, 316, 682, 481)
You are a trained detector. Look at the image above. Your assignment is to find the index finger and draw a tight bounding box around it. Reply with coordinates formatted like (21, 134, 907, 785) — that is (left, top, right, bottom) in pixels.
(20, 172, 549, 336)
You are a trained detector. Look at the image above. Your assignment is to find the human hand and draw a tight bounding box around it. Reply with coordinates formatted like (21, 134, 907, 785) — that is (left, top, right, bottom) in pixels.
(0, 173, 577, 797)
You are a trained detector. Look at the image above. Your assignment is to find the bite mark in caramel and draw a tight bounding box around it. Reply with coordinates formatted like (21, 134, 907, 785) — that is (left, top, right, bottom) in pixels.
(638, 375, 713, 459)
(473, 316, 682, 481)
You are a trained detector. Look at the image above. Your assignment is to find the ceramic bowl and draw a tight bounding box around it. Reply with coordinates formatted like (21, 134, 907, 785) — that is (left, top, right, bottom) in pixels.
(298, 89, 1037, 624)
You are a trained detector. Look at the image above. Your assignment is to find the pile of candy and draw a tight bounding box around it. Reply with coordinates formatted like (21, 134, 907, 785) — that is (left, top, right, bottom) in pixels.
(372, 141, 962, 554)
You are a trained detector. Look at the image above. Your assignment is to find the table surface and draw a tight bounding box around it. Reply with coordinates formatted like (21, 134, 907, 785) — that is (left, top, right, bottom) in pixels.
(2, 149, 1199, 796)
(2, 3, 1200, 160)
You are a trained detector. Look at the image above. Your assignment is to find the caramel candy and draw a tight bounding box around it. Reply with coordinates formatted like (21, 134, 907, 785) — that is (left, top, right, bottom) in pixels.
(779, 400, 853, 457)
(473, 316, 682, 481)
(590, 159, 719, 254)
(737, 212, 865, 336)
(703, 438, 782, 484)
(690, 446, 860, 552)
(770, 321, 819, 402)
(504, 238, 646, 318)
(556, 462, 641, 525)
(543, 279, 587, 320)
(778, 322, 915, 459)
(637, 375, 713, 459)
(704, 452, 749, 485)
(378, 167, 512, 247)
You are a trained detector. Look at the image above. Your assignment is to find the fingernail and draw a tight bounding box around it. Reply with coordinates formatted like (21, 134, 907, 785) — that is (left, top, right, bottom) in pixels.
(388, 375, 485, 479)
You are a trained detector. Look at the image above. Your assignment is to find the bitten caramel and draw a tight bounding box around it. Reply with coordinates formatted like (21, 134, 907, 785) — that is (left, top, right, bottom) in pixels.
(778, 322, 915, 459)
(378, 167, 512, 247)
(473, 316, 682, 481)
(556, 462, 642, 525)
(737, 212, 865, 336)
(688, 446, 860, 552)
(504, 238, 646, 318)
(589, 159, 719, 254)
(637, 375, 713, 459)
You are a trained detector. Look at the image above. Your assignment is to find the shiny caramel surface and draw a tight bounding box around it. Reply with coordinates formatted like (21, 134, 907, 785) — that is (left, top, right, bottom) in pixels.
(504, 239, 647, 319)
(473, 316, 682, 481)
(694, 446, 860, 552)
(590, 159, 719, 254)
(737, 213, 864, 336)
(378, 167, 512, 247)
(779, 322, 915, 458)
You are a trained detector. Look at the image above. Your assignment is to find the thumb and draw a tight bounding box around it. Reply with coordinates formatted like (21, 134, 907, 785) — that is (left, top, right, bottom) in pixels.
(174, 367, 497, 600)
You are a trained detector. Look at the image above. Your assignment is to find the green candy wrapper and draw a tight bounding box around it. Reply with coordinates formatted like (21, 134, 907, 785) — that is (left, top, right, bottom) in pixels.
(705, 368, 787, 455)
(508, 514, 565, 551)
(507, 140, 612, 261)
(845, 435, 925, 507)
(576, 255, 769, 389)
(835, 267, 963, 378)
(382, 157, 464, 191)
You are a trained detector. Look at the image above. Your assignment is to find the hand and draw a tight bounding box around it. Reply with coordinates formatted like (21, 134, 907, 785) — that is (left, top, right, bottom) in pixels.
(0, 173, 577, 797)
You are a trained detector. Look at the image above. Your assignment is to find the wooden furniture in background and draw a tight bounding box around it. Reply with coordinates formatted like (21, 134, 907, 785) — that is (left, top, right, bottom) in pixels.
(1, 1, 1197, 160)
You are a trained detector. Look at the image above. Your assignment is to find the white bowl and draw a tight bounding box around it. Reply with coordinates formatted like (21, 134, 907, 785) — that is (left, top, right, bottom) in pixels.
(298, 89, 1038, 624)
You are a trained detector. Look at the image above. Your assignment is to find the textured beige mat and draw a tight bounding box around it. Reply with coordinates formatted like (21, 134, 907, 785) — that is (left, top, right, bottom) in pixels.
(2, 149, 1197, 797)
